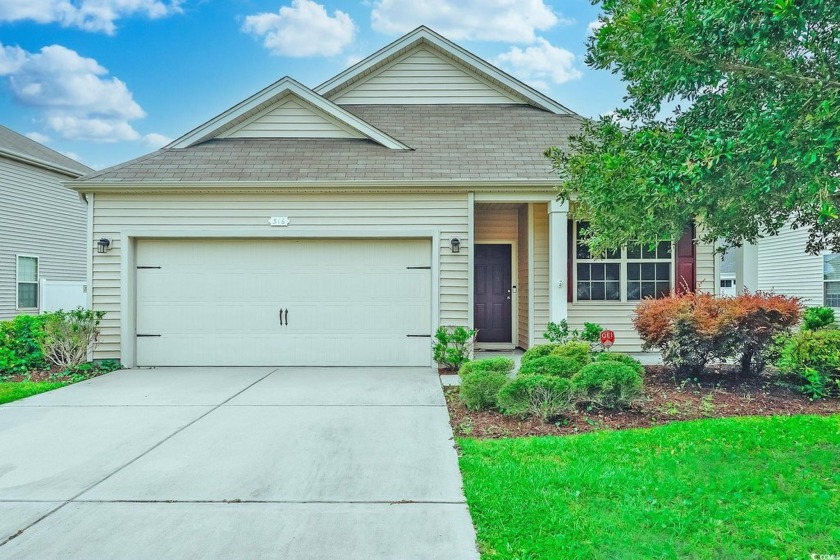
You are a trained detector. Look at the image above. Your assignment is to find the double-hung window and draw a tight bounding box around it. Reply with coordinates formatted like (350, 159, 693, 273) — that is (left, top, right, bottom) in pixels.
(574, 221, 673, 302)
(824, 254, 840, 308)
(16, 256, 39, 309)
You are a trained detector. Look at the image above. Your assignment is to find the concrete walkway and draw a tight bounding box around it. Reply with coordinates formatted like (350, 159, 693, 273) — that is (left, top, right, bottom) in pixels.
(0, 367, 478, 559)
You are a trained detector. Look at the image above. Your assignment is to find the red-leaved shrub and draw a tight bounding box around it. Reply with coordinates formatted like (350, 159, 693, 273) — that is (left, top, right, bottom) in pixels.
(633, 291, 801, 375)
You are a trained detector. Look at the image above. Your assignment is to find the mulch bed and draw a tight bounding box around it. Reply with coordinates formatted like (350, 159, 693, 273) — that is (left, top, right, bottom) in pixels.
(446, 365, 840, 439)
(3, 368, 105, 383)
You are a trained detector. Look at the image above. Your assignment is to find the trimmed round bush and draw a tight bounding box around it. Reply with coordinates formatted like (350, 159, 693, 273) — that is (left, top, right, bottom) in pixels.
(520, 344, 559, 365)
(497, 374, 574, 421)
(594, 352, 645, 377)
(518, 355, 584, 378)
(571, 362, 643, 409)
(551, 341, 592, 367)
(459, 357, 515, 377)
(459, 369, 508, 411)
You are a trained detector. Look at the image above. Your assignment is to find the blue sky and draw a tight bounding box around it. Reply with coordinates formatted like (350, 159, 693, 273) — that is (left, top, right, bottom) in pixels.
(0, 0, 626, 170)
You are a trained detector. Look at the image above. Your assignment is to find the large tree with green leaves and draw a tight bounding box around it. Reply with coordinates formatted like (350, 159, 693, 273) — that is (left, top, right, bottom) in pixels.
(546, 0, 839, 255)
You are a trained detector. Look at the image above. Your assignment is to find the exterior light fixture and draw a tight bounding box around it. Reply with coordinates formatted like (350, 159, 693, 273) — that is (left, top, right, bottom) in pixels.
(450, 238, 461, 253)
(97, 238, 112, 254)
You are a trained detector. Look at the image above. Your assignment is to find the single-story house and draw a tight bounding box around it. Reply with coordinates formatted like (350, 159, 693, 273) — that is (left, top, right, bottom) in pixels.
(0, 125, 91, 320)
(70, 26, 719, 368)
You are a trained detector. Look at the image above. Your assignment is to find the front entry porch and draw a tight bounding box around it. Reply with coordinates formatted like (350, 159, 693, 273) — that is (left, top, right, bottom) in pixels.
(471, 199, 568, 350)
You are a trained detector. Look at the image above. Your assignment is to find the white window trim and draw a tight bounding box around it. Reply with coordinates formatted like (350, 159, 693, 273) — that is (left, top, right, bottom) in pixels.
(572, 221, 675, 303)
(16, 254, 40, 310)
(823, 254, 840, 309)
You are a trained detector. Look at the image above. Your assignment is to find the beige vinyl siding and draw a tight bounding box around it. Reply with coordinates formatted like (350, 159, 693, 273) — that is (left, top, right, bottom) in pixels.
(757, 225, 823, 306)
(569, 238, 719, 352)
(531, 203, 550, 341)
(331, 47, 522, 105)
(517, 205, 529, 348)
(474, 204, 518, 242)
(696, 224, 717, 294)
(91, 192, 469, 360)
(219, 97, 365, 139)
(0, 158, 86, 320)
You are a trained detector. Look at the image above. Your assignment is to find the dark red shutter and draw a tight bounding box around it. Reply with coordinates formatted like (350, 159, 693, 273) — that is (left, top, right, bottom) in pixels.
(567, 220, 575, 302)
(675, 222, 696, 294)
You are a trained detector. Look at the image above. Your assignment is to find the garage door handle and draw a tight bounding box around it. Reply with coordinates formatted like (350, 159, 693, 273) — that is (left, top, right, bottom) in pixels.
(284, 309, 289, 326)
(279, 308, 285, 325)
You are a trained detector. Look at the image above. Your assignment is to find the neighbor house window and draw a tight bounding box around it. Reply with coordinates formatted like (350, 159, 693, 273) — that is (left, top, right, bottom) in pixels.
(17, 256, 39, 309)
(574, 222, 673, 303)
(824, 254, 840, 308)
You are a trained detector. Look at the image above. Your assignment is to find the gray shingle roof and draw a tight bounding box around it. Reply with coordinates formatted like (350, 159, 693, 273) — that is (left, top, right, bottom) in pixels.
(75, 105, 583, 184)
(0, 125, 92, 176)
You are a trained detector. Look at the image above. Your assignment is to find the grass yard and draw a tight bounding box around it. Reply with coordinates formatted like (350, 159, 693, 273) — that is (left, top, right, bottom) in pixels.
(459, 415, 840, 559)
(0, 381, 67, 405)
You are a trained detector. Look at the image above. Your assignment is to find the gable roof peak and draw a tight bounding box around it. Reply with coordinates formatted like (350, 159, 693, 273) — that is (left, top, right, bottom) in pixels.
(315, 26, 575, 115)
(167, 76, 411, 150)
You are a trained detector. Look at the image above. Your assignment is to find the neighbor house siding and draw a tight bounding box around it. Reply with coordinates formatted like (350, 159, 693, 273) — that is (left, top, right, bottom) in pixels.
(531, 203, 550, 341)
(0, 158, 86, 320)
(517, 205, 529, 348)
(90, 191, 470, 360)
(757, 225, 823, 306)
(331, 47, 522, 105)
(696, 224, 717, 295)
(568, 239, 718, 353)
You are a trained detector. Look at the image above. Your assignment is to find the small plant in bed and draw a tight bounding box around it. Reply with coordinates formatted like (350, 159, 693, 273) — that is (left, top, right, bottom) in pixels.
(432, 325, 476, 372)
(593, 351, 645, 376)
(497, 375, 575, 421)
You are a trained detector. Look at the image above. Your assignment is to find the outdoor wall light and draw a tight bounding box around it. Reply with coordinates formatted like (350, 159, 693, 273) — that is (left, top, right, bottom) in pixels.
(97, 238, 112, 254)
(450, 237, 461, 253)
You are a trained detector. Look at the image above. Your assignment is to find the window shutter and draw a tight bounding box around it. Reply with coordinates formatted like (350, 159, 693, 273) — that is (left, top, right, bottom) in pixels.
(675, 222, 696, 294)
(567, 220, 574, 302)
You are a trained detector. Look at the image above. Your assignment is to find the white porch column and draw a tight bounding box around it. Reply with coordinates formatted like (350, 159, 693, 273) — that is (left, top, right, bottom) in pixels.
(548, 199, 569, 323)
(734, 242, 758, 292)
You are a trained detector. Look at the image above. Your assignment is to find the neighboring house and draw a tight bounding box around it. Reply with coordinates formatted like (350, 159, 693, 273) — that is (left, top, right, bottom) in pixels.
(719, 250, 737, 296)
(0, 125, 92, 321)
(70, 27, 717, 367)
(755, 225, 838, 310)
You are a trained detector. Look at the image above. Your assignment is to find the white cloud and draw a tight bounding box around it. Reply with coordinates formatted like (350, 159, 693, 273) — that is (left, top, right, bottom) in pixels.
(242, 0, 356, 57)
(371, 0, 567, 43)
(142, 132, 171, 148)
(0, 0, 184, 34)
(495, 38, 582, 90)
(345, 54, 363, 68)
(0, 42, 146, 142)
(24, 131, 51, 144)
(587, 19, 605, 36)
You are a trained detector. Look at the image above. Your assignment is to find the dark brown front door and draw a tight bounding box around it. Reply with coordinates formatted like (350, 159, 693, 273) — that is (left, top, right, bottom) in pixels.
(474, 244, 512, 343)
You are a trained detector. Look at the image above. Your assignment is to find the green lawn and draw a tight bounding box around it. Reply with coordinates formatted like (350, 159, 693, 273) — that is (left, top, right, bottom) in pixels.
(0, 381, 67, 405)
(459, 415, 840, 559)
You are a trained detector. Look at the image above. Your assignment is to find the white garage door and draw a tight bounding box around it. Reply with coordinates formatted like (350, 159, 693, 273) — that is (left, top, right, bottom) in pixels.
(135, 238, 432, 367)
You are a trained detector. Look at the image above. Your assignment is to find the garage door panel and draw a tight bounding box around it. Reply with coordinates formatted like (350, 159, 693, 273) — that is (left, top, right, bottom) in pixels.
(135, 238, 432, 367)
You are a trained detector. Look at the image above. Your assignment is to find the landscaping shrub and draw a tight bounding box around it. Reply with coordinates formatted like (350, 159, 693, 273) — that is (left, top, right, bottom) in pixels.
(61, 359, 122, 382)
(433, 326, 476, 371)
(518, 355, 583, 378)
(520, 344, 559, 365)
(497, 375, 575, 421)
(0, 314, 47, 377)
(572, 362, 643, 409)
(726, 292, 801, 375)
(802, 307, 836, 331)
(551, 341, 592, 367)
(634, 291, 734, 375)
(460, 369, 508, 411)
(40, 309, 106, 370)
(777, 329, 840, 398)
(459, 357, 515, 377)
(594, 351, 645, 377)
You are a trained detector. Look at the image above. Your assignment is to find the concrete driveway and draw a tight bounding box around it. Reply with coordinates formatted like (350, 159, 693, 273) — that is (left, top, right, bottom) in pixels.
(0, 367, 478, 559)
